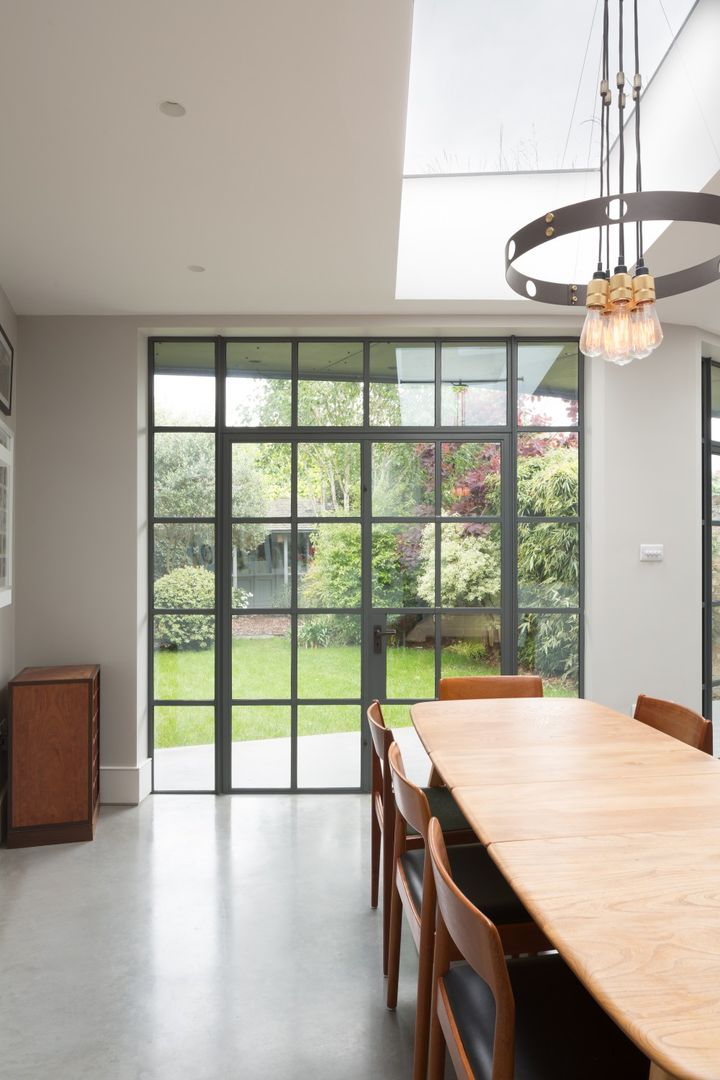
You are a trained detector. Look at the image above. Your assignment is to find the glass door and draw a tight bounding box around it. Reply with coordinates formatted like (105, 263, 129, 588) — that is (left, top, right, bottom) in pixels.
(366, 437, 510, 736)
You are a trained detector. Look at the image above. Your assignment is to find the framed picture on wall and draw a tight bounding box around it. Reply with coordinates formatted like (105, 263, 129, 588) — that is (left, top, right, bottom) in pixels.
(0, 321, 13, 415)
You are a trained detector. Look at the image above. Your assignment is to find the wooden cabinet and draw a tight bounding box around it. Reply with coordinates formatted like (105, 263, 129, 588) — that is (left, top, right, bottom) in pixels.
(7, 665, 100, 847)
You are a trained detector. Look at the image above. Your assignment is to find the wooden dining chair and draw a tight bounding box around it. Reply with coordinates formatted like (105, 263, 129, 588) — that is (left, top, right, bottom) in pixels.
(634, 694, 713, 754)
(439, 674, 544, 701)
(386, 743, 548, 1080)
(368, 700, 474, 976)
(426, 817, 649, 1080)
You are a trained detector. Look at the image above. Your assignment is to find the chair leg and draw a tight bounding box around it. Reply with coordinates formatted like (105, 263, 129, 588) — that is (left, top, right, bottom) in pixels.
(371, 808, 380, 910)
(386, 878, 403, 1009)
(412, 909, 434, 1080)
(427, 997, 446, 1080)
(382, 820, 394, 976)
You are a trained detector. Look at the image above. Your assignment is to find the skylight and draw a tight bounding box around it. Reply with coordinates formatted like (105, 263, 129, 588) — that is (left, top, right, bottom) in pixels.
(404, 0, 697, 176)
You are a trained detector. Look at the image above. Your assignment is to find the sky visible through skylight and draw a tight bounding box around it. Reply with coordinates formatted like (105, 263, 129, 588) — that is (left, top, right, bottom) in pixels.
(404, 0, 696, 176)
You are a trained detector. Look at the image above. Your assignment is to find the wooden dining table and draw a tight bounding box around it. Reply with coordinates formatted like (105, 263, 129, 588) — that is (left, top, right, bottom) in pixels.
(411, 696, 720, 1080)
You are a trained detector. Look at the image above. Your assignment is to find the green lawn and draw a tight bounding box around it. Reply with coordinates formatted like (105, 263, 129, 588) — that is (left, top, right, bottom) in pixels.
(154, 639, 576, 748)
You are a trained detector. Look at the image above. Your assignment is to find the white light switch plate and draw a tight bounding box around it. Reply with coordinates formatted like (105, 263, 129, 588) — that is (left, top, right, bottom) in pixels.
(640, 544, 663, 562)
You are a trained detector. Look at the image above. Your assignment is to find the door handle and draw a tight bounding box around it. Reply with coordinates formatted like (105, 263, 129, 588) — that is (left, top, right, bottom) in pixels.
(373, 625, 397, 655)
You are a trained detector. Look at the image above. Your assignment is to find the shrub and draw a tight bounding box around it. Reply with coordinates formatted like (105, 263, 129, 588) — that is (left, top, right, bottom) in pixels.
(297, 614, 362, 648)
(154, 567, 249, 649)
(444, 639, 488, 663)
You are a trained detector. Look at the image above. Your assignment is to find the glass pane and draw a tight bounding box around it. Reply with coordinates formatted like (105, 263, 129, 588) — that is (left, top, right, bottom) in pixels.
(232, 524, 291, 609)
(373, 442, 434, 517)
(517, 342, 578, 426)
(232, 615, 291, 699)
(441, 442, 501, 516)
(297, 706, 360, 788)
(712, 365, 720, 442)
(154, 617, 214, 699)
(153, 341, 215, 427)
(232, 707, 291, 789)
(0, 462, 8, 590)
(712, 608, 720, 681)
(154, 432, 215, 518)
(518, 523, 579, 608)
(154, 525, 215, 599)
(441, 523, 501, 607)
(153, 706, 215, 791)
(380, 703, 414, 728)
(518, 612, 579, 696)
(517, 433, 578, 517)
(441, 343, 507, 426)
(226, 342, 291, 427)
(297, 523, 361, 608)
(297, 442, 361, 516)
(298, 342, 363, 426)
(369, 342, 434, 426)
(441, 614, 501, 678)
(386, 614, 436, 699)
(297, 615, 361, 697)
(232, 442, 291, 518)
(712, 454, 720, 520)
(713, 528, 720, 599)
(372, 523, 434, 607)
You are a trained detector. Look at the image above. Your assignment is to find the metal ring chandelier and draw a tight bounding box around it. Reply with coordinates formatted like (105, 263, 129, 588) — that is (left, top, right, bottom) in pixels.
(504, 0, 720, 365)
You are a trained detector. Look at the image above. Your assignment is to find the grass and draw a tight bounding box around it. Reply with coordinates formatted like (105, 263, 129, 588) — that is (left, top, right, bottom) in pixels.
(154, 639, 576, 748)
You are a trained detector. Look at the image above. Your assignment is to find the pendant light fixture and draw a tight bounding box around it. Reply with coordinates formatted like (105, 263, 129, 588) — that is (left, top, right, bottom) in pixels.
(505, 0, 720, 366)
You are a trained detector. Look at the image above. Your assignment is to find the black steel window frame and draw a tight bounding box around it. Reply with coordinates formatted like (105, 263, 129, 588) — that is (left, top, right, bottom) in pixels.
(702, 356, 718, 720)
(149, 335, 584, 794)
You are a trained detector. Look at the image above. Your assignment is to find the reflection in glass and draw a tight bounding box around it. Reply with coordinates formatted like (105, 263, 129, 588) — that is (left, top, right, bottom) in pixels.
(712, 607, 720, 681)
(712, 454, 720, 521)
(441, 614, 501, 679)
(517, 433, 578, 517)
(231, 442, 291, 518)
(297, 442, 361, 515)
(154, 341, 215, 427)
(297, 523, 361, 608)
(369, 342, 435, 426)
(232, 615, 291, 699)
(232, 707, 291, 789)
(154, 524, 215, 596)
(517, 343, 578, 426)
(297, 615, 361, 697)
(441, 343, 507, 426)
(154, 432, 215, 517)
(232, 524, 291, 609)
(518, 612, 579, 696)
(226, 342, 292, 427)
(154, 617, 215, 700)
(373, 443, 434, 517)
(517, 523, 579, 607)
(386, 614, 435, 699)
(441, 524, 501, 607)
(441, 442, 501, 516)
(298, 342, 363, 426)
(372, 523, 434, 607)
(153, 706, 215, 791)
(713, 528, 720, 599)
(712, 365, 720, 442)
(298, 706, 360, 788)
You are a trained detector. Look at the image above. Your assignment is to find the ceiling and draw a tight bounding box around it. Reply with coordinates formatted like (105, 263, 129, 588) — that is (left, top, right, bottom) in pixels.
(0, 0, 718, 332)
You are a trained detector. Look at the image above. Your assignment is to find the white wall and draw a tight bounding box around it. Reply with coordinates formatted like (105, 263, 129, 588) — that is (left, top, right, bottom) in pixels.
(585, 323, 703, 713)
(0, 285, 18, 700)
(13, 314, 706, 803)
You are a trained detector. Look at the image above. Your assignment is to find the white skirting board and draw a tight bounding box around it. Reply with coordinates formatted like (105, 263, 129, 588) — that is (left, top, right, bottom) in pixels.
(100, 759, 152, 804)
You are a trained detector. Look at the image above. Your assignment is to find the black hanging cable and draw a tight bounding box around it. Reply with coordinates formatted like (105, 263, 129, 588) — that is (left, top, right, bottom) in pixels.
(604, 0, 611, 273)
(633, 0, 644, 265)
(617, 0, 626, 269)
(597, 0, 610, 271)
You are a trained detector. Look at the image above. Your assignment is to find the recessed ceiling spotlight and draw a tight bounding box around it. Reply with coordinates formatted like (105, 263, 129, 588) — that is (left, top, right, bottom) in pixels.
(187, 265, 205, 273)
(159, 101, 186, 118)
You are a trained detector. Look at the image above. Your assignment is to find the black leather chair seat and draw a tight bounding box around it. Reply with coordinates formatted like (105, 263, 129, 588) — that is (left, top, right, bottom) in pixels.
(400, 844, 530, 926)
(405, 785, 471, 836)
(442, 955, 648, 1079)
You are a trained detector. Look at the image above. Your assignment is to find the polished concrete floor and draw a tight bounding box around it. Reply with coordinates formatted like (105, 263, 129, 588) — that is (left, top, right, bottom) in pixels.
(0, 793, 422, 1080)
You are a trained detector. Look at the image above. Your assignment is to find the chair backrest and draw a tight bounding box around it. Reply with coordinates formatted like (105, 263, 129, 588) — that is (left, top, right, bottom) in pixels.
(634, 694, 713, 754)
(439, 675, 544, 701)
(428, 817, 515, 1079)
(367, 699, 393, 766)
(388, 741, 431, 842)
